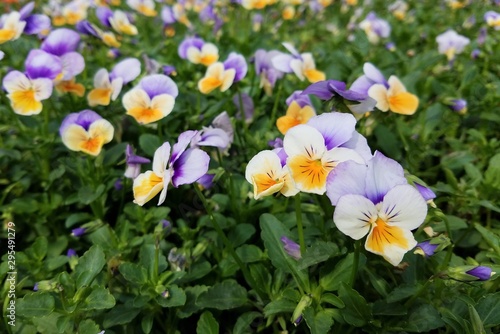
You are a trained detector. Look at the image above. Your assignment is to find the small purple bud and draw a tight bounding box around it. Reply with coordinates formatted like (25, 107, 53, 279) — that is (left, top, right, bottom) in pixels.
(466, 266, 494, 281)
(161, 290, 170, 298)
(450, 99, 467, 114)
(33, 283, 39, 291)
(107, 48, 121, 59)
(293, 315, 303, 326)
(197, 173, 215, 190)
(114, 178, 123, 191)
(71, 227, 86, 237)
(414, 182, 436, 202)
(161, 219, 172, 232)
(414, 240, 438, 257)
(471, 49, 480, 59)
(163, 65, 177, 76)
(67, 249, 77, 258)
(385, 42, 396, 51)
(280, 236, 301, 260)
(477, 27, 487, 45)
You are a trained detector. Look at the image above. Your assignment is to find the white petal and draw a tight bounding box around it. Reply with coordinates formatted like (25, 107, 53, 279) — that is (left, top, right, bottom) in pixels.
(387, 75, 407, 96)
(152, 142, 171, 177)
(381, 185, 428, 230)
(245, 150, 283, 184)
(122, 88, 150, 111)
(111, 77, 123, 101)
(334, 194, 376, 240)
(186, 47, 202, 64)
(368, 84, 389, 111)
(32, 78, 53, 101)
(323, 147, 365, 166)
(94, 68, 110, 88)
(283, 124, 325, 160)
(289, 58, 305, 81)
(151, 94, 175, 117)
(3, 71, 30, 93)
(300, 53, 316, 70)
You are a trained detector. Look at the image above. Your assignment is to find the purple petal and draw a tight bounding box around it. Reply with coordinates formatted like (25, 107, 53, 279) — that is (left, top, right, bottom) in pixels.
(347, 97, 377, 114)
(25, 49, 62, 80)
(287, 90, 311, 107)
(233, 93, 254, 121)
(350, 75, 373, 95)
(59, 113, 80, 136)
(466, 266, 493, 281)
(280, 236, 301, 260)
(212, 111, 233, 142)
(302, 81, 334, 100)
(161, 6, 176, 25)
(60, 52, 85, 79)
(341, 131, 373, 161)
(326, 160, 367, 206)
(126, 144, 151, 164)
(41, 28, 81, 56)
(110, 58, 141, 84)
(415, 241, 438, 257)
(96, 6, 113, 27)
(178, 37, 204, 59)
(363, 63, 387, 85)
(19, 2, 35, 20)
(76, 20, 99, 37)
(24, 14, 51, 35)
(171, 148, 210, 187)
(60, 110, 102, 135)
(197, 128, 230, 149)
(171, 130, 198, 165)
(364, 151, 407, 204)
(271, 53, 294, 73)
(414, 182, 436, 201)
(307, 112, 357, 150)
(224, 52, 247, 82)
(273, 147, 287, 167)
(197, 173, 215, 189)
(138, 74, 178, 99)
(254, 49, 267, 74)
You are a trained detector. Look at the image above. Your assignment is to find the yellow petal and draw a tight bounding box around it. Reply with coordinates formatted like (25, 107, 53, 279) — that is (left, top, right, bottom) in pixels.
(304, 69, 326, 83)
(200, 54, 219, 66)
(277, 115, 301, 135)
(133, 171, 164, 206)
(127, 107, 165, 124)
(198, 77, 222, 94)
(365, 218, 409, 254)
(56, 80, 86, 97)
(88, 88, 112, 106)
(389, 92, 419, 115)
(252, 173, 284, 199)
(0, 29, 16, 44)
(287, 155, 334, 194)
(9, 90, 42, 115)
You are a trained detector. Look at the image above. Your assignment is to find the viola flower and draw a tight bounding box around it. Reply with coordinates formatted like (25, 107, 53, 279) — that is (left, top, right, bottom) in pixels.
(276, 101, 316, 135)
(436, 29, 470, 62)
(245, 150, 298, 199)
(96, 6, 113, 28)
(254, 49, 284, 96)
(449, 98, 467, 114)
(368, 76, 419, 115)
(302, 80, 377, 114)
(125, 144, 151, 179)
(447, 266, 496, 281)
(41, 28, 86, 96)
(286, 90, 312, 107)
(61, 0, 89, 25)
(359, 12, 391, 44)
(350, 63, 388, 95)
(179, 37, 219, 66)
(0, 11, 27, 44)
(272, 43, 325, 83)
(193, 111, 234, 150)
(109, 10, 138, 35)
(198, 54, 245, 94)
(88, 57, 141, 107)
(123, 74, 178, 124)
(60, 109, 114, 156)
(2, 50, 62, 115)
(327, 152, 427, 266)
(127, 0, 157, 17)
(19, 2, 51, 35)
(485, 11, 500, 30)
(133, 131, 210, 206)
(388, 1, 408, 20)
(283, 114, 366, 195)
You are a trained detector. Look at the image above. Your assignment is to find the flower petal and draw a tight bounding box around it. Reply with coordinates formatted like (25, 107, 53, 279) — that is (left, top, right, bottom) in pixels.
(334, 194, 376, 240)
(111, 58, 141, 84)
(283, 124, 325, 160)
(326, 160, 367, 206)
(245, 150, 285, 199)
(152, 142, 171, 177)
(365, 151, 407, 204)
(389, 92, 419, 115)
(171, 148, 210, 187)
(380, 185, 428, 230)
(368, 84, 389, 111)
(307, 112, 356, 150)
(133, 171, 164, 206)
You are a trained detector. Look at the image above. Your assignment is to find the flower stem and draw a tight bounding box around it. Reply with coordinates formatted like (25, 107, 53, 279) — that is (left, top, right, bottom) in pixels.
(193, 185, 266, 301)
(349, 240, 361, 287)
(269, 80, 283, 128)
(295, 194, 306, 254)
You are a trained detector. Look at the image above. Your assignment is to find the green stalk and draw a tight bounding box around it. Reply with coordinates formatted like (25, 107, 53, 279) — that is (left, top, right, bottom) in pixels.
(269, 80, 283, 128)
(193, 186, 266, 301)
(349, 240, 361, 287)
(295, 194, 306, 254)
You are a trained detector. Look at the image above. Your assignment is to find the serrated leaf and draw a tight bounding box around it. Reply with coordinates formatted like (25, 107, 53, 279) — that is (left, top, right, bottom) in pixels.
(119, 262, 148, 285)
(80, 287, 116, 310)
(196, 280, 247, 310)
(78, 319, 101, 334)
(197, 311, 219, 334)
(103, 305, 141, 328)
(17, 292, 55, 318)
(235, 244, 263, 263)
(75, 245, 106, 288)
(228, 223, 256, 247)
(297, 241, 340, 270)
(178, 285, 209, 319)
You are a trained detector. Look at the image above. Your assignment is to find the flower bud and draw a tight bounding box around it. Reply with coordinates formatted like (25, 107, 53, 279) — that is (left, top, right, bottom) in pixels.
(447, 265, 496, 281)
(280, 236, 301, 260)
(291, 295, 312, 326)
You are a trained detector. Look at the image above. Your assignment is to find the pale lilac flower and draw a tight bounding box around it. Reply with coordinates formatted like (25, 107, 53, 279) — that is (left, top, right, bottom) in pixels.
(359, 12, 391, 44)
(350, 63, 388, 96)
(254, 49, 284, 95)
(233, 93, 254, 121)
(223, 52, 247, 83)
(178, 36, 218, 66)
(125, 145, 151, 179)
(197, 173, 215, 189)
(484, 11, 500, 30)
(163, 65, 176, 76)
(327, 152, 428, 266)
(96, 6, 113, 27)
(191, 111, 233, 150)
(272, 43, 325, 83)
(19, 2, 51, 35)
(436, 29, 470, 61)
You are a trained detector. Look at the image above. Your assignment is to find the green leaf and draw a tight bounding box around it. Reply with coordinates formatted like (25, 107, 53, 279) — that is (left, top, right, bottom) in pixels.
(475, 292, 500, 327)
(297, 241, 340, 270)
(44, 255, 68, 271)
(338, 283, 372, 327)
(78, 319, 101, 334)
(156, 285, 186, 307)
(468, 304, 486, 334)
(78, 184, 105, 205)
(139, 133, 161, 157)
(139, 244, 168, 280)
(405, 304, 445, 332)
(263, 299, 296, 317)
(440, 308, 471, 334)
(119, 263, 149, 285)
(321, 293, 345, 308)
(17, 292, 55, 318)
(103, 142, 128, 166)
(484, 153, 500, 189)
(260, 213, 309, 292)
(235, 244, 263, 263)
(29, 236, 48, 261)
(475, 224, 500, 253)
(80, 287, 116, 310)
(142, 313, 154, 334)
(197, 311, 219, 334)
(233, 312, 261, 334)
(74, 245, 106, 289)
(386, 284, 420, 303)
(103, 305, 141, 328)
(197, 280, 248, 310)
(228, 223, 256, 247)
(178, 285, 209, 319)
(303, 307, 335, 334)
(371, 301, 407, 316)
(320, 254, 366, 292)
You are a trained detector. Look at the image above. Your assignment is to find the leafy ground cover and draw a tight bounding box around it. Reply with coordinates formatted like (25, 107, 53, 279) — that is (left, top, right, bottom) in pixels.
(1, 0, 500, 333)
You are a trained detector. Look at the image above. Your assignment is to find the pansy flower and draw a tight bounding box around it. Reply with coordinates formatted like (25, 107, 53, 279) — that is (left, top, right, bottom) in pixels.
(41, 28, 86, 96)
(88, 57, 141, 106)
(245, 150, 298, 199)
(327, 152, 428, 266)
(254, 49, 284, 96)
(276, 101, 316, 135)
(2, 50, 62, 115)
(60, 109, 114, 156)
(123, 74, 178, 124)
(283, 113, 368, 195)
(109, 10, 138, 35)
(198, 53, 247, 94)
(485, 11, 500, 30)
(61, 0, 89, 25)
(133, 131, 210, 206)
(286, 90, 312, 107)
(367, 76, 419, 115)
(359, 12, 391, 44)
(388, 1, 408, 20)
(0, 11, 27, 44)
(178, 37, 219, 66)
(191, 111, 234, 150)
(19, 2, 51, 36)
(127, 0, 157, 17)
(436, 29, 470, 61)
(272, 43, 325, 83)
